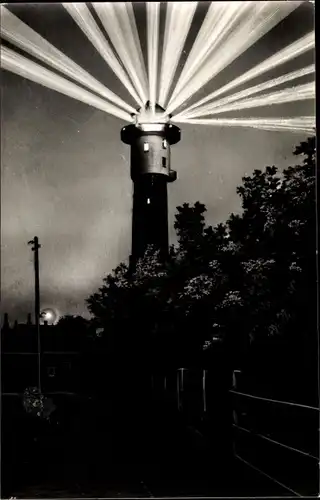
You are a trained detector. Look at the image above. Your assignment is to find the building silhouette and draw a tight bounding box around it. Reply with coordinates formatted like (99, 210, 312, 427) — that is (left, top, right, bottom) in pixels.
(1, 313, 91, 394)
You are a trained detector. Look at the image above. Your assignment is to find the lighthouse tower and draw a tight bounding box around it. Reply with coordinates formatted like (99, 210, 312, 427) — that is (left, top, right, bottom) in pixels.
(121, 102, 181, 267)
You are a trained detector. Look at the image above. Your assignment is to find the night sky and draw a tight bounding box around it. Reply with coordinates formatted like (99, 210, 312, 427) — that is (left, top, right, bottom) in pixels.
(1, 2, 315, 323)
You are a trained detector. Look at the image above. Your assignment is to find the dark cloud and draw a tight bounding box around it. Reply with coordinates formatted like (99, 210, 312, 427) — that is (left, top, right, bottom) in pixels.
(1, 2, 315, 322)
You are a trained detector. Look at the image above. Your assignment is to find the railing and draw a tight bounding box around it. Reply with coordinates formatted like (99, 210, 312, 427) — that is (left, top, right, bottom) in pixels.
(151, 367, 319, 497)
(2, 364, 318, 495)
(233, 422, 318, 460)
(231, 388, 319, 496)
(230, 388, 319, 411)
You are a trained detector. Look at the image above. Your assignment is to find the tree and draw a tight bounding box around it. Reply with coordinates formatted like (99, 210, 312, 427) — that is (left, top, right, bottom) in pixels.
(174, 201, 207, 258)
(226, 136, 316, 343)
(57, 314, 90, 328)
(44, 314, 92, 352)
(222, 136, 316, 402)
(87, 136, 316, 385)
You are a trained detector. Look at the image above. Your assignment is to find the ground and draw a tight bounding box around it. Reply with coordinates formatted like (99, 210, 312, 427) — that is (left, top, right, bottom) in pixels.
(3, 394, 294, 498)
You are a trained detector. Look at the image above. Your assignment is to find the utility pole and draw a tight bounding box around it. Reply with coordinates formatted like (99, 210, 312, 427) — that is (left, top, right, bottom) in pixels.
(28, 236, 41, 393)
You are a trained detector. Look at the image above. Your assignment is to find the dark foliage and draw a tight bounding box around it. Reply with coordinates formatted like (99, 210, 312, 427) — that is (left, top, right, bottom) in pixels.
(87, 136, 316, 400)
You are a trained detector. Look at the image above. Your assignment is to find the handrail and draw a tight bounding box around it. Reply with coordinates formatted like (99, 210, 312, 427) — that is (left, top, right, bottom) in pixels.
(233, 424, 318, 460)
(230, 389, 319, 411)
(235, 454, 302, 497)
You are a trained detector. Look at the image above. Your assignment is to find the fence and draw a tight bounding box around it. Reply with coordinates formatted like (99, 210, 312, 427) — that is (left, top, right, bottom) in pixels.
(151, 367, 319, 497)
(2, 362, 319, 496)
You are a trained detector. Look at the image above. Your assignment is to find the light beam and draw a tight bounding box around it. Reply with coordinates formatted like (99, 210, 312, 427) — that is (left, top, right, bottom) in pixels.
(169, 2, 253, 105)
(146, 2, 160, 110)
(93, 2, 148, 105)
(174, 116, 315, 134)
(180, 31, 315, 115)
(0, 46, 133, 122)
(62, 3, 142, 107)
(167, 1, 302, 114)
(112, 3, 148, 98)
(1, 5, 136, 114)
(177, 67, 315, 119)
(158, 2, 197, 107)
(191, 82, 315, 117)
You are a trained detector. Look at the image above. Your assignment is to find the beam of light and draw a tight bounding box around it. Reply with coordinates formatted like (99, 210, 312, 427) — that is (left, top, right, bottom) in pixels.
(1, 5, 136, 114)
(146, 2, 160, 111)
(177, 66, 315, 119)
(62, 4, 143, 108)
(183, 82, 315, 117)
(174, 116, 315, 134)
(112, 3, 148, 96)
(169, 2, 253, 106)
(179, 32, 315, 116)
(0, 46, 133, 122)
(93, 2, 148, 105)
(158, 2, 197, 108)
(61, 3, 141, 107)
(167, 1, 302, 115)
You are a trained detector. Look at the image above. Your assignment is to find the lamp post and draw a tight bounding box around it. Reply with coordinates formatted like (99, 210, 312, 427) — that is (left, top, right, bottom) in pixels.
(28, 236, 42, 393)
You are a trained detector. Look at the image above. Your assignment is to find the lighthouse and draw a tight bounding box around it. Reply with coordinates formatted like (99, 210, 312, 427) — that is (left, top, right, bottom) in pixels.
(121, 102, 181, 267)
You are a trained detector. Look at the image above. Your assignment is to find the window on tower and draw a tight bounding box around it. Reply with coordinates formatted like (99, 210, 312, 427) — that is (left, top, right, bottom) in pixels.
(162, 139, 167, 149)
(162, 157, 167, 167)
(144, 142, 149, 152)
